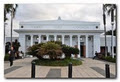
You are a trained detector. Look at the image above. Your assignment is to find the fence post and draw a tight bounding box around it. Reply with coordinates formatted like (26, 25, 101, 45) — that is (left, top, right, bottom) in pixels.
(68, 63, 72, 78)
(105, 64, 110, 78)
(31, 62, 35, 78)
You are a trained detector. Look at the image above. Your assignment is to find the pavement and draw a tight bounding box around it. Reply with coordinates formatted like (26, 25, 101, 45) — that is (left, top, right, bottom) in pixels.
(4, 57, 116, 79)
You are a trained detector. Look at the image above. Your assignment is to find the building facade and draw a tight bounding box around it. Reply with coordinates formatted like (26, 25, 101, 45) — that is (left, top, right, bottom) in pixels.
(14, 17, 104, 58)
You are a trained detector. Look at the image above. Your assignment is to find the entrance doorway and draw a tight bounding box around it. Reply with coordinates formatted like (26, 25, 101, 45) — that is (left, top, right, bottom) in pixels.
(80, 42, 86, 58)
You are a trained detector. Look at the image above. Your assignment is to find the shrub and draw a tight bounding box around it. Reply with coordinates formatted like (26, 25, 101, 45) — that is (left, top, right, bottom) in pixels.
(37, 42, 63, 59)
(62, 45, 79, 58)
(104, 56, 116, 63)
(70, 47, 79, 54)
(62, 45, 71, 58)
(4, 54, 9, 61)
(48, 41, 62, 46)
(33, 58, 82, 66)
(101, 52, 110, 56)
(27, 43, 44, 59)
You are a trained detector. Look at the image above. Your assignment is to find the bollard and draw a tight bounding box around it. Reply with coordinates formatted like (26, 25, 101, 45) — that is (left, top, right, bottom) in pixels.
(105, 64, 110, 78)
(31, 62, 35, 78)
(68, 63, 72, 78)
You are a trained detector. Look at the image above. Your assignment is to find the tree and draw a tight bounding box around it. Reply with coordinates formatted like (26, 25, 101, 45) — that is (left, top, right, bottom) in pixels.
(62, 45, 79, 59)
(103, 4, 107, 57)
(4, 4, 18, 47)
(4, 4, 18, 22)
(37, 42, 63, 60)
(105, 29, 116, 36)
(27, 43, 44, 59)
(104, 4, 117, 58)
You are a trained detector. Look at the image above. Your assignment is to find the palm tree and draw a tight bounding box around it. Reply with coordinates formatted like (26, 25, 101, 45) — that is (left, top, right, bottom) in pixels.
(103, 4, 107, 57)
(4, 4, 18, 47)
(104, 4, 117, 58)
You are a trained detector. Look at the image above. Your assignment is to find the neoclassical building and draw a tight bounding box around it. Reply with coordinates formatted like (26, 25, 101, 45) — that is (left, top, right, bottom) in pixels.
(14, 17, 104, 58)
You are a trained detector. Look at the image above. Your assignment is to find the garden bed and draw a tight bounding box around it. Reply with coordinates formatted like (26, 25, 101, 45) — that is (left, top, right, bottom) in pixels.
(101, 56, 116, 63)
(33, 58, 82, 66)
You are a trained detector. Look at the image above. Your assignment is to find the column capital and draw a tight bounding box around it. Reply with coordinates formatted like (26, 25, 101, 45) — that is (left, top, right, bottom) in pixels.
(86, 35, 88, 37)
(54, 35, 57, 37)
(46, 34, 49, 36)
(62, 35, 65, 37)
(30, 34, 33, 36)
(77, 35, 81, 37)
(70, 35, 73, 37)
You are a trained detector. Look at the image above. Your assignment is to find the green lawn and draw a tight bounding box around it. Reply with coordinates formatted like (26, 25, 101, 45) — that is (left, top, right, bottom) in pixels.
(33, 58, 82, 66)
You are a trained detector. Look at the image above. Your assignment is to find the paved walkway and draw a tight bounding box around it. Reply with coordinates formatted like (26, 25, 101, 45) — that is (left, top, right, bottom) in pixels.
(4, 57, 116, 79)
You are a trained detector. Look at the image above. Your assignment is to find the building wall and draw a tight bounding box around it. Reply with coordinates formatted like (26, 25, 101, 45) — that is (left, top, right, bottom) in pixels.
(5, 37, 19, 43)
(100, 35, 116, 53)
(94, 35, 100, 55)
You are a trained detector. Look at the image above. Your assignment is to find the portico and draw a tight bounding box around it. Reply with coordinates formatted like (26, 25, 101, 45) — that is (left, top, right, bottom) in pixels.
(14, 17, 103, 58)
(22, 33, 99, 58)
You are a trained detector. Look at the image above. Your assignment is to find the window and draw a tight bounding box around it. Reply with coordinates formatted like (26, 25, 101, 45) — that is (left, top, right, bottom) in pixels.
(28, 36, 30, 40)
(35, 42, 38, 44)
(96, 26, 98, 29)
(43, 36, 46, 40)
(81, 42, 84, 45)
(21, 26, 24, 28)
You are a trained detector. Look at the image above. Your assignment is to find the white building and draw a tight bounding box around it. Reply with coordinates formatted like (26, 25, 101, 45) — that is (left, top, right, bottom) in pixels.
(14, 17, 112, 58)
(100, 35, 116, 55)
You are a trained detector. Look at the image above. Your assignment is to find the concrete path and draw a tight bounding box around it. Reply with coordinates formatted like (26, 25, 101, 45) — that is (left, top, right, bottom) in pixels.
(4, 57, 116, 79)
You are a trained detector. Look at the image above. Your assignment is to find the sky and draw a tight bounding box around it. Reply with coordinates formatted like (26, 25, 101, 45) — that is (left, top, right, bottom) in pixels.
(5, 4, 113, 37)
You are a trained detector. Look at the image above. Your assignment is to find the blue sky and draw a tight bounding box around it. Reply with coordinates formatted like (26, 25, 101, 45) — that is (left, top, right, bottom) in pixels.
(5, 4, 112, 37)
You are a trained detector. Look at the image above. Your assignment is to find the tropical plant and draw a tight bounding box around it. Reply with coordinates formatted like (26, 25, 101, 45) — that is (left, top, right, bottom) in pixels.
(62, 45, 79, 58)
(105, 29, 116, 36)
(27, 43, 44, 59)
(103, 4, 107, 57)
(104, 4, 117, 58)
(4, 4, 18, 47)
(37, 42, 62, 60)
(48, 41, 62, 46)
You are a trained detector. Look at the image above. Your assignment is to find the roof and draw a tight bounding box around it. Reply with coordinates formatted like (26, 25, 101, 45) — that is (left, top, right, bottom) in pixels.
(20, 17, 100, 25)
(14, 17, 103, 33)
(14, 29, 104, 33)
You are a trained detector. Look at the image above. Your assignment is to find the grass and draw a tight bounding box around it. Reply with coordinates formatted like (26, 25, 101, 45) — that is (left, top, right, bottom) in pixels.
(33, 58, 82, 66)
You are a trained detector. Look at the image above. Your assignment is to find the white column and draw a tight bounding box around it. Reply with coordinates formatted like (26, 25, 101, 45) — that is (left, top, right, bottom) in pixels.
(54, 35, 57, 41)
(86, 35, 88, 58)
(46, 35, 49, 42)
(39, 35, 41, 43)
(70, 35, 72, 46)
(19, 34, 25, 56)
(31, 35, 33, 46)
(62, 35, 64, 44)
(78, 35, 81, 58)
(93, 35, 100, 56)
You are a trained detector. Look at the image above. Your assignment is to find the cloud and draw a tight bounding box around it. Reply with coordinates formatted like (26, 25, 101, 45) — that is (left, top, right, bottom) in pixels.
(5, 3, 113, 37)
